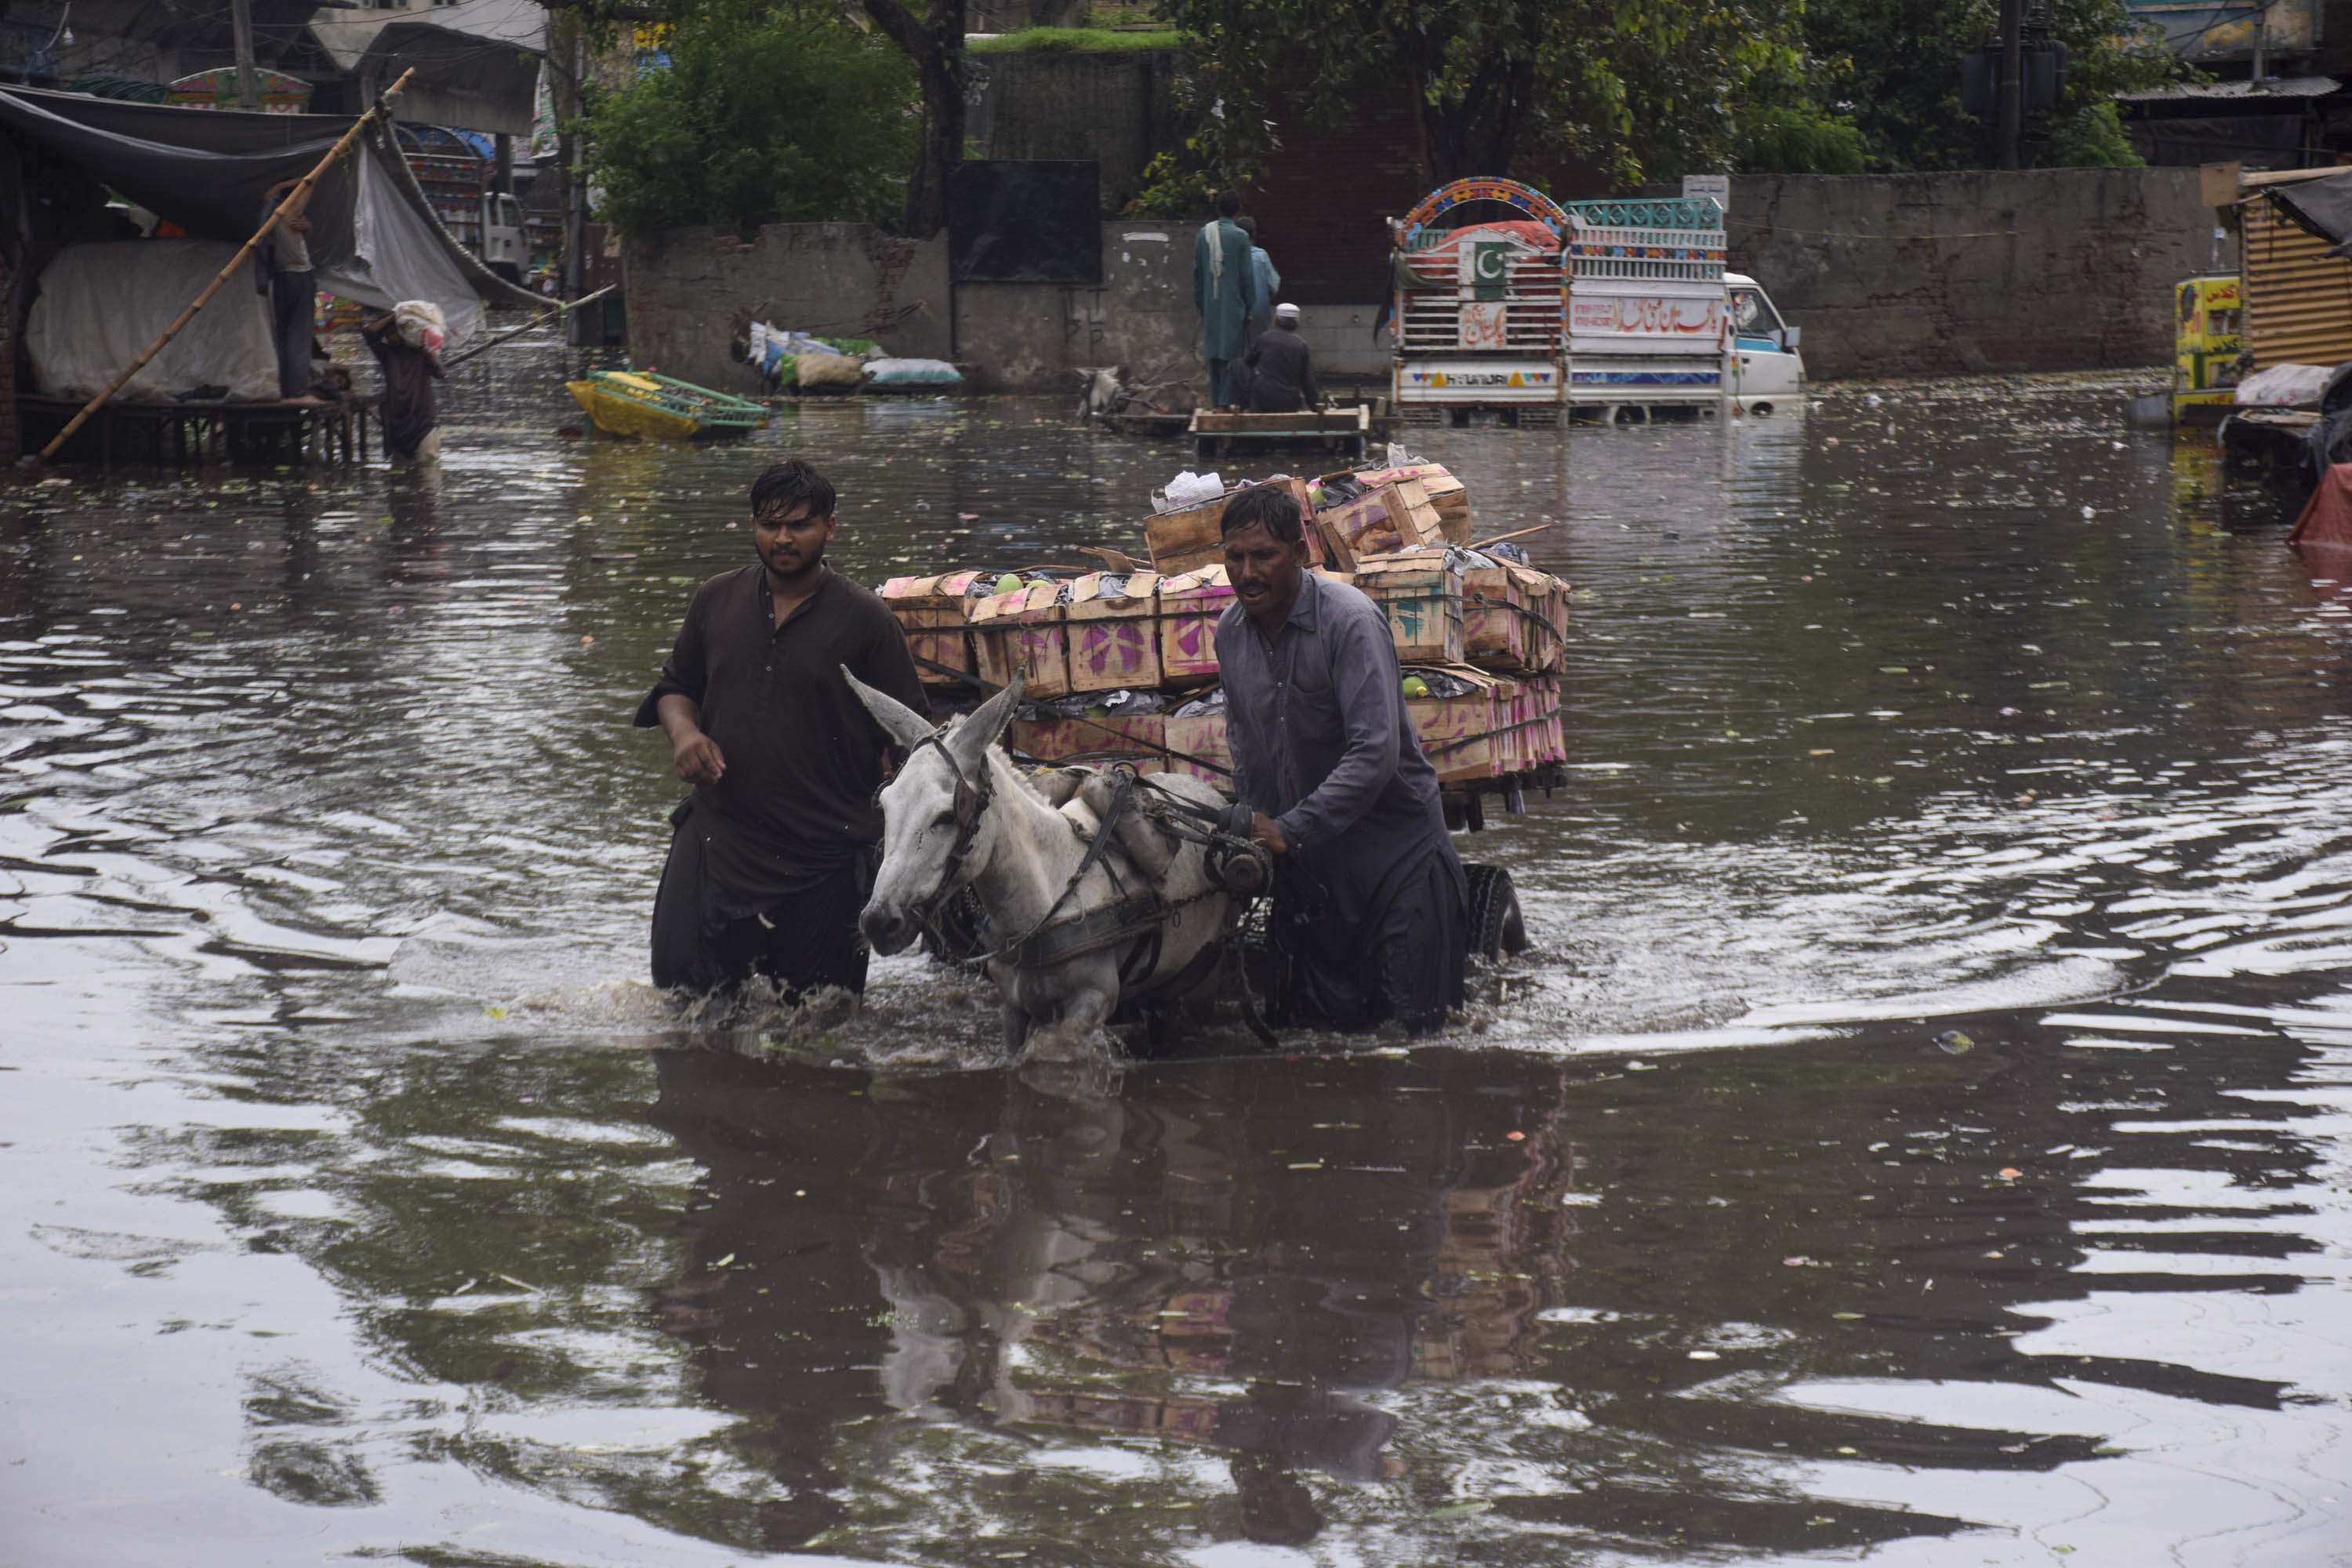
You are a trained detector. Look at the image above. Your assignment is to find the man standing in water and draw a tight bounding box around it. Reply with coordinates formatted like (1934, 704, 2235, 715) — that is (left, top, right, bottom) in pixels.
(1192, 190, 1256, 409)
(1214, 484, 1466, 1033)
(636, 459, 929, 997)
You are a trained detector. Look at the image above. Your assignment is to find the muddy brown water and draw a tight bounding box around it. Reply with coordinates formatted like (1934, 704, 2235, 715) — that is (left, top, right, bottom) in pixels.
(3, 341, 2349, 1566)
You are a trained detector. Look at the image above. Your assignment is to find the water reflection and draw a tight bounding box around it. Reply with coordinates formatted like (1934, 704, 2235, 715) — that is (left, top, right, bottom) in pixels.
(627, 993, 2338, 1563)
(6, 354, 2352, 1563)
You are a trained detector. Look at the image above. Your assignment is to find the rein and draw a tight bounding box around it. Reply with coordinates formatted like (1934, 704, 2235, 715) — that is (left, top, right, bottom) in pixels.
(904, 730, 993, 948)
(904, 746, 1236, 977)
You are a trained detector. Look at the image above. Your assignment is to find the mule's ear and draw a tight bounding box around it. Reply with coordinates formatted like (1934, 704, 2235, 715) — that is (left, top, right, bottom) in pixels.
(841, 666, 936, 750)
(949, 671, 1023, 768)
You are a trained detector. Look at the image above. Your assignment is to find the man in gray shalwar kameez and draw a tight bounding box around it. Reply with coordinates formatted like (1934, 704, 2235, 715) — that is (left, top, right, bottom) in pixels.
(1193, 190, 1257, 408)
(1214, 484, 1468, 1033)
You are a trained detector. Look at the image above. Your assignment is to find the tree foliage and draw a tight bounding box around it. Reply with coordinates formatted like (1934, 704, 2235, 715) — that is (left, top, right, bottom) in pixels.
(584, 0, 917, 239)
(1160, 0, 1807, 190)
(1787, 0, 2180, 172)
(1160, 0, 2185, 189)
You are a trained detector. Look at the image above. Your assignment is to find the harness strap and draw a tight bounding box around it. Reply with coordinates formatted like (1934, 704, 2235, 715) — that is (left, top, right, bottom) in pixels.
(1003, 891, 1167, 970)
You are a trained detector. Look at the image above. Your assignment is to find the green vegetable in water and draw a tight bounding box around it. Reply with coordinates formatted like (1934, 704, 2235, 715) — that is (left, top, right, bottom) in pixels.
(1401, 675, 1430, 699)
(995, 573, 1024, 595)
(1086, 706, 1111, 719)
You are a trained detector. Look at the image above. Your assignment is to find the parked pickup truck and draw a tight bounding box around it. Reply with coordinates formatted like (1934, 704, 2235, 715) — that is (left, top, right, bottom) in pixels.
(1388, 179, 1803, 424)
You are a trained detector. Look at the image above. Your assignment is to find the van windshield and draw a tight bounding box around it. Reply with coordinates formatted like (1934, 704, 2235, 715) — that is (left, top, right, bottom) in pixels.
(1730, 287, 1784, 339)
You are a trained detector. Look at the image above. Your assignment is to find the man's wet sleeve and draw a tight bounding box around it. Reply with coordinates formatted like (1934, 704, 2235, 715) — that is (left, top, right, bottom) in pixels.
(1274, 610, 1400, 851)
(633, 584, 711, 728)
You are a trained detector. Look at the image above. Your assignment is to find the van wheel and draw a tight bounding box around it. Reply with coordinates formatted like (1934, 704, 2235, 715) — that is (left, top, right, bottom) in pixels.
(1751, 401, 1773, 416)
(1464, 863, 1528, 962)
(490, 260, 522, 285)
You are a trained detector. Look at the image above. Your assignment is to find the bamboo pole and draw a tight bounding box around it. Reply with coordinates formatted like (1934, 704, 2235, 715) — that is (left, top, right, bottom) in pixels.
(442, 283, 615, 371)
(30, 67, 417, 466)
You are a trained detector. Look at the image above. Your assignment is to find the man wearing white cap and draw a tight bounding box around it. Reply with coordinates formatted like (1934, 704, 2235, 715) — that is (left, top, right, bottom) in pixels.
(1240, 302, 1321, 413)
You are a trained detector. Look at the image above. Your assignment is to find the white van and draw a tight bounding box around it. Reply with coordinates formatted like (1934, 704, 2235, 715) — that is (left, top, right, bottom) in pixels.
(1726, 271, 1803, 415)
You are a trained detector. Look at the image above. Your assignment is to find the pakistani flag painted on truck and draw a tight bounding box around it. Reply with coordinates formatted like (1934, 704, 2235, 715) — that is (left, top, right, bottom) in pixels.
(1387, 176, 1804, 425)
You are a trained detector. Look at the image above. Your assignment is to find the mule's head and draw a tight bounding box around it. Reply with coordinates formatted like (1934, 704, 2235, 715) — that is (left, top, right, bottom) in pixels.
(844, 668, 1023, 956)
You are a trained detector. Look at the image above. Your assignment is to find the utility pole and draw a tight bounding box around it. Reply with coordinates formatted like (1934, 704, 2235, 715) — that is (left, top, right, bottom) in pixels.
(230, 0, 259, 110)
(1997, 0, 2024, 169)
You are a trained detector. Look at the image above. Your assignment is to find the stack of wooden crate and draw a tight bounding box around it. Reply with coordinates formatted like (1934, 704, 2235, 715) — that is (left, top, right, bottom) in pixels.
(1139, 463, 1467, 576)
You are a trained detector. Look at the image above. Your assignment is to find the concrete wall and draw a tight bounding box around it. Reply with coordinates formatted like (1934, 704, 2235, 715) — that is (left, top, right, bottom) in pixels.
(954, 222, 1192, 390)
(1726, 167, 2212, 379)
(624, 166, 2219, 394)
(624, 220, 1205, 394)
(622, 224, 953, 395)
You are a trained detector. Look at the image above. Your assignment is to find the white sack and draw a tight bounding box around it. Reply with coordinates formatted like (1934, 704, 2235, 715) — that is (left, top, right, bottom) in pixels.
(2236, 362, 2334, 408)
(27, 239, 278, 402)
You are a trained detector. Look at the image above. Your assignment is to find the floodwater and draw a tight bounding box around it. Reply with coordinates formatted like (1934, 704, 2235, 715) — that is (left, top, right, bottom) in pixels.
(4, 337, 2350, 1566)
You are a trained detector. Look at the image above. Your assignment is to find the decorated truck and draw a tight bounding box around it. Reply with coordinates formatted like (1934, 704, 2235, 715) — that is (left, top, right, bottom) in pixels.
(1389, 177, 1803, 423)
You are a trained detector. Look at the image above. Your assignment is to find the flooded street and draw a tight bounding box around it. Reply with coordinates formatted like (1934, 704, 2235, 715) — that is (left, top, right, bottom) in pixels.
(4, 341, 2350, 1565)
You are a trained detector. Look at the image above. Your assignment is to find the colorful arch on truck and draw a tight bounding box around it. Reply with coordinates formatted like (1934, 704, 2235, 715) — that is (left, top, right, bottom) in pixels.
(1399, 177, 1571, 241)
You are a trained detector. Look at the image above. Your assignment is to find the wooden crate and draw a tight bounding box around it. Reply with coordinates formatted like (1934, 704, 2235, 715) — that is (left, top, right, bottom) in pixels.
(1312, 481, 1445, 569)
(1142, 477, 1320, 575)
(969, 583, 1071, 699)
(880, 568, 988, 687)
(1512, 673, 1568, 767)
(1465, 563, 1567, 673)
(1406, 664, 1519, 783)
(1065, 569, 1162, 692)
(1354, 463, 1468, 543)
(1155, 564, 1233, 687)
(1354, 548, 1465, 665)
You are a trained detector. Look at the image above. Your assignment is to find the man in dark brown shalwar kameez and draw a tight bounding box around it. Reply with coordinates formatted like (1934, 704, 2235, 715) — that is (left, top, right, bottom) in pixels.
(635, 459, 929, 998)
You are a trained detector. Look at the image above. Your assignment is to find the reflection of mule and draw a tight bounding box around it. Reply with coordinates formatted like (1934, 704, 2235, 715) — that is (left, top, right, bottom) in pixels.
(846, 670, 1262, 1061)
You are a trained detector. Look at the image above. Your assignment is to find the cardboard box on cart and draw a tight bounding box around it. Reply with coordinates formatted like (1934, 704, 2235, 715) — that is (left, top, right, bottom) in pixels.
(1143, 478, 1321, 575)
(880, 569, 987, 688)
(1161, 701, 1235, 787)
(1338, 464, 1469, 543)
(1311, 481, 1446, 570)
(1353, 548, 1465, 666)
(1010, 712, 1168, 770)
(1406, 664, 1520, 783)
(970, 583, 1072, 699)
(1065, 570, 1163, 692)
(1465, 563, 1568, 673)
(1155, 564, 1234, 687)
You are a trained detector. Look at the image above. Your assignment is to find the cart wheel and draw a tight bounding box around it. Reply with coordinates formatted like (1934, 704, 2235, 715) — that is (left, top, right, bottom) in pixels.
(1463, 863, 1527, 962)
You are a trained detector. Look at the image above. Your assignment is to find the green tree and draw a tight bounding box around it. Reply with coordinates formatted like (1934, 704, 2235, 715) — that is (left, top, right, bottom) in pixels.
(585, 0, 917, 239)
(1160, 0, 1808, 189)
(1792, 0, 2180, 172)
(855, 0, 968, 238)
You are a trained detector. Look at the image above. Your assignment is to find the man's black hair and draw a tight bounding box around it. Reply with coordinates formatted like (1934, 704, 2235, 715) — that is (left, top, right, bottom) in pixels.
(1219, 481, 1305, 545)
(1215, 190, 1242, 217)
(1234, 215, 1258, 240)
(750, 458, 836, 521)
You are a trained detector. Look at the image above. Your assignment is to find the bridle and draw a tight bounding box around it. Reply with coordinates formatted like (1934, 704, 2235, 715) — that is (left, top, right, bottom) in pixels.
(898, 729, 993, 935)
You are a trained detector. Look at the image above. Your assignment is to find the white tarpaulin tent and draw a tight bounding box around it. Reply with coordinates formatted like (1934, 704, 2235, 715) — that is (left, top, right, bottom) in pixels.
(26, 241, 278, 401)
(0, 85, 541, 401)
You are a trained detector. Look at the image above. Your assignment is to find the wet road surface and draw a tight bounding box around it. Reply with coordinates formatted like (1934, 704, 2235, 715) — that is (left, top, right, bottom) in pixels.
(2, 343, 2349, 1565)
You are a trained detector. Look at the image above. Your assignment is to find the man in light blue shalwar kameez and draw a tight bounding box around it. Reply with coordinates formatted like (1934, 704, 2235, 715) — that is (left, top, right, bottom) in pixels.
(1236, 215, 1281, 346)
(1193, 190, 1257, 408)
